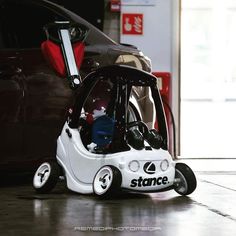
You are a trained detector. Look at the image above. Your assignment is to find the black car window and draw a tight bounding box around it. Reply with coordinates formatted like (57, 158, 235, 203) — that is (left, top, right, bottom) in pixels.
(0, 1, 67, 49)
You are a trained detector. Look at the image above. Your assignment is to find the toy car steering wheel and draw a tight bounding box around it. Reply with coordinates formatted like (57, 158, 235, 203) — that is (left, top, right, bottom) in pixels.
(43, 21, 89, 44)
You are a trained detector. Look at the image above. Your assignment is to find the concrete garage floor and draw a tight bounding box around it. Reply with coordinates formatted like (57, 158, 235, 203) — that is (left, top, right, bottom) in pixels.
(1, 160, 236, 236)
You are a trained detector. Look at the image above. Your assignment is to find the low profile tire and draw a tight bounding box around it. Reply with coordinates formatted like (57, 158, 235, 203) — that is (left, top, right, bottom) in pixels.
(33, 161, 61, 193)
(93, 165, 122, 198)
(174, 163, 197, 196)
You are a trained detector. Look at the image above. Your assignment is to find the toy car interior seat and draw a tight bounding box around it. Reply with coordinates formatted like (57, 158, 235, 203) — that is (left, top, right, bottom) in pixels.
(40, 21, 89, 89)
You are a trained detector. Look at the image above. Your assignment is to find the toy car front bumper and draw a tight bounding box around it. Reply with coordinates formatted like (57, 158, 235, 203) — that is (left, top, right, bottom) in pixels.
(120, 166, 175, 192)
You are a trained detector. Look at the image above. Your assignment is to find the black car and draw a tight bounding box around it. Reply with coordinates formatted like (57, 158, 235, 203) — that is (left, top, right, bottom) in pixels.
(0, 0, 152, 173)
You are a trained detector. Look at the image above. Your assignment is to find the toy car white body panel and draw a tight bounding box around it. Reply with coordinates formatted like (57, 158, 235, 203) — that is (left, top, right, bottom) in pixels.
(57, 122, 176, 194)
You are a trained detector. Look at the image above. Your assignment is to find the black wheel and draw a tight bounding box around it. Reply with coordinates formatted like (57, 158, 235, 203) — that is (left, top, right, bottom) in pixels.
(93, 165, 122, 198)
(33, 161, 61, 193)
(174, 163, 197, 195)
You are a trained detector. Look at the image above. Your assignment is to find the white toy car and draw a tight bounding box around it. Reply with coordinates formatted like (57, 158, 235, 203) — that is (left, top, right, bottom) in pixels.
(33, 65, 197, 198)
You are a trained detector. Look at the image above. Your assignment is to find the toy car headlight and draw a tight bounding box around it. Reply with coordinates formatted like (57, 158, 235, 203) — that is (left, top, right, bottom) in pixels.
(160, 159, 169, 171)
(128, 160, 140, 172)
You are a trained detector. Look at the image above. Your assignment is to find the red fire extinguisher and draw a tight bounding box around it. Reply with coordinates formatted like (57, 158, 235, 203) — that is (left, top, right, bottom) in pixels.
(152, 72, 176, 158)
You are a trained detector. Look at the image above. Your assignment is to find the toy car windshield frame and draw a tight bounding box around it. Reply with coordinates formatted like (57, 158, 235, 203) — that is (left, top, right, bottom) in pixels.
(69, 65, 168, 152)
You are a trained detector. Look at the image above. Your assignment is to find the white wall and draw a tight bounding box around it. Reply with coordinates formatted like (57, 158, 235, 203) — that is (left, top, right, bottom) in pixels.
(121, 0, 173, 72)
(120, 0, 181, 155)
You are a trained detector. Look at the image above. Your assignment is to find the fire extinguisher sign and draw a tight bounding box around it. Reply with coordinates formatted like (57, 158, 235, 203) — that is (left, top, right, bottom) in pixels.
(122, 13, 143, 35)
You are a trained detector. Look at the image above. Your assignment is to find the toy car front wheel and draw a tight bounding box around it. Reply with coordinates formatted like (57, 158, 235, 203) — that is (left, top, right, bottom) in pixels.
(93, 165, 122, 198)
(33, 161, 61, 193)
(174, 163, 197, 195)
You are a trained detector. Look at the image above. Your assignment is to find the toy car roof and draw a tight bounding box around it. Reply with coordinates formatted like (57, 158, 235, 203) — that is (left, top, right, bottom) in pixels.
(81, 64, 157, 87)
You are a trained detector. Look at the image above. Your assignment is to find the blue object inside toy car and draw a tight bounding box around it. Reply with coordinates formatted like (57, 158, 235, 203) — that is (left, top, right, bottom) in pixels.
(92, 115, 115, 147)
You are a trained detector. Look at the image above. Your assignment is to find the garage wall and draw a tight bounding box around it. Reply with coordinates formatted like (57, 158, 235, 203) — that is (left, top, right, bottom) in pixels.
(103, 0, 120, 42)
(120, 0, 181, 155)
(120, 0, 172, 72)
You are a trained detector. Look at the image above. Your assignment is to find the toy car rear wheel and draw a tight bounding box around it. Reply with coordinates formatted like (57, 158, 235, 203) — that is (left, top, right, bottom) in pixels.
(93, 165, 122, 198)
(174, 163, 197, 195)
(33, 161, 61, 193)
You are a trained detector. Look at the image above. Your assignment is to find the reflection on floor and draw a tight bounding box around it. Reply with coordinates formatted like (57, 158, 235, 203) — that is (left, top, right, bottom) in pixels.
(0, 159, 236, 236)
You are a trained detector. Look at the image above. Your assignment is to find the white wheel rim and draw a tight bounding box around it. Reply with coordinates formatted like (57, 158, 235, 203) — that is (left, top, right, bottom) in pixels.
(175, 169, 188, 195)
(33, 163, 51, 188)
(94, 167, 113, 195)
